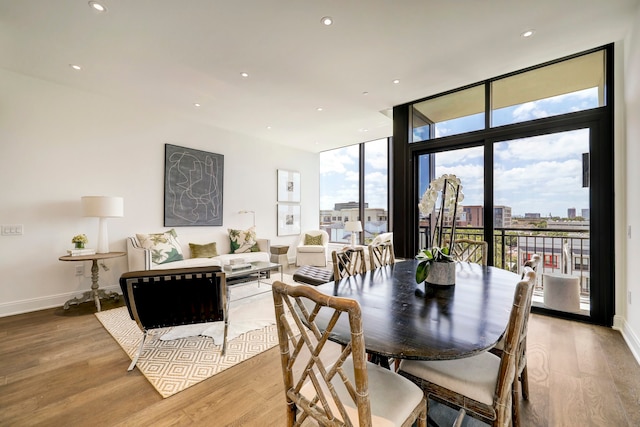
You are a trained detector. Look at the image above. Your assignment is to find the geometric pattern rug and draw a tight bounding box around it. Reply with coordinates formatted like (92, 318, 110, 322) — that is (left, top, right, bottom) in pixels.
(95, 273, 295, 398)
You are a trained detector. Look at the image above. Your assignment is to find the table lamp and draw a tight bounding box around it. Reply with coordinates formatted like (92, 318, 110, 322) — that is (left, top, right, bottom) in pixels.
(345, 221, 362, 247)
(82, 196, 124, 253)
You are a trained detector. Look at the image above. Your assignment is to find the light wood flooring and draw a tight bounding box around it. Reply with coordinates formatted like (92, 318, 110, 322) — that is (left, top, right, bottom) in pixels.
(1, 290, 639, 426)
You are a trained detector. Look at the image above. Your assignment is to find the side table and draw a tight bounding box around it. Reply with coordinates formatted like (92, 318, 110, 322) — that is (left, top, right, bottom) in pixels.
(58, 251, 125, 312)
(270, 245, 290, 265)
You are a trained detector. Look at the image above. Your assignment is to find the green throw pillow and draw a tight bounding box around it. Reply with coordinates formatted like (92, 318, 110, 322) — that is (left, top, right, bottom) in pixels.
(189, 242, 218, 258)
(304, 233, 323, 245)
(136, 228, 184, 265)
(228, 226, 258, 254)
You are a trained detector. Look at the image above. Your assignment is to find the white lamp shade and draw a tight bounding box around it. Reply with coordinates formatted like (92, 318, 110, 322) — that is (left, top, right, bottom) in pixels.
(82, 196, 124, 218)
(81, 196, 124, 253)
(345, 221, 363, 232)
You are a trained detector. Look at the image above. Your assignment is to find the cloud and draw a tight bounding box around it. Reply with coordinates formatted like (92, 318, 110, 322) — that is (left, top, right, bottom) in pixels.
(495, 129, 589, 162)
(319, 145, 359, 174)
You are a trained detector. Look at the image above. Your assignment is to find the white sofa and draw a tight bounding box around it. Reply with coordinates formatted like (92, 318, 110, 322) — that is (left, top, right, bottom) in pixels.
(127, 235, 270, 271)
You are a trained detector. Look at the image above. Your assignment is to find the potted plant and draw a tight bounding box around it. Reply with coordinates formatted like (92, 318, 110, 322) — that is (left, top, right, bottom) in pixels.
(416, 174, 463, 285)
(71, 234, 88, 249)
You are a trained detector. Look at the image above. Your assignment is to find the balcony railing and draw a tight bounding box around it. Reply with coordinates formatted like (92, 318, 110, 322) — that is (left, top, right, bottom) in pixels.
(419, 225, 591, 303)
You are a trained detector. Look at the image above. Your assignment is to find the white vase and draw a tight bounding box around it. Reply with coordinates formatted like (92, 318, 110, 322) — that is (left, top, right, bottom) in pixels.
(426, 262, 456, 286)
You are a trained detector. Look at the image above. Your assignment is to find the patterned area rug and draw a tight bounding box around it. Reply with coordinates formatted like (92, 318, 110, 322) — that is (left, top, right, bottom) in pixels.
(95, 273, 294, 398)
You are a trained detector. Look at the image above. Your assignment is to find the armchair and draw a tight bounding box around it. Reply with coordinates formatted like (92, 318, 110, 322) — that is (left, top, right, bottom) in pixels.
(295, 229, 329, 267)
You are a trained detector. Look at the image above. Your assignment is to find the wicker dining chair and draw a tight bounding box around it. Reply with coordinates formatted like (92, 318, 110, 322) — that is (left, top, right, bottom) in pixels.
(450, 238, 488, 265)
(490, 254, 542, 426)
(398, 268, 536, 427)
(271, 280, 427, 427)
(332, 247, 366, 280)
(368, 241, 395, 270)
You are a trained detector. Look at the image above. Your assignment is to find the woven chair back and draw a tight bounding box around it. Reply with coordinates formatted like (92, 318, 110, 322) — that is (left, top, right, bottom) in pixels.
(271, 280, 372, 426)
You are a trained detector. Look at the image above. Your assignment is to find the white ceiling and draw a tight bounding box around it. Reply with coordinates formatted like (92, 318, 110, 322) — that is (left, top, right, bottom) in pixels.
(1, 0, 638, 153)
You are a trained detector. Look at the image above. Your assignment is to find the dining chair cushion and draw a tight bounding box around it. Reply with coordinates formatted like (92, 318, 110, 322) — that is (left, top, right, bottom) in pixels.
(301, 357, 425, 427)
(398, 352, 501, 406)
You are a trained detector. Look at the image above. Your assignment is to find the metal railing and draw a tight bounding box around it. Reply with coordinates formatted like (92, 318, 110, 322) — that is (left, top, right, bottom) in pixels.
(419, 225, 591, 297)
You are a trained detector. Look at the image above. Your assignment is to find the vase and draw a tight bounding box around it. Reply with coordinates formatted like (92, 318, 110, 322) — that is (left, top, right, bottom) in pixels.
(75, 242, 85, 249)
(426, 262, 456, 286)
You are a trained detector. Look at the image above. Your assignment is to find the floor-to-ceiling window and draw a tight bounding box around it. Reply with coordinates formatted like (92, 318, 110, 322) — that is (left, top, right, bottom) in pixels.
(320, 138, 389, 245)
(392, 45, 614, 326)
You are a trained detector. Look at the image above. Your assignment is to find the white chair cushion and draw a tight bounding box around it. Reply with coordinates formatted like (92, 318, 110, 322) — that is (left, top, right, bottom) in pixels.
(371, 232, 393, 245)
(399, 352, 501, 405)
(301, 358, 423, 426)
(297, 245, 326, 253)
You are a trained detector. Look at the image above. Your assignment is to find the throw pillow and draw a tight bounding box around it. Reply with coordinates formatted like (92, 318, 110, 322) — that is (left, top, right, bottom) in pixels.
(304, 233, 323, 246)
(228, 226, 258, 253)
(136, 228, 184, 265)
(189, 242, 218, 258)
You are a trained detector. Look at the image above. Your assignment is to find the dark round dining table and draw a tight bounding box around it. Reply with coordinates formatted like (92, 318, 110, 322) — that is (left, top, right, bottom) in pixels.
(312, 260, 520, 361)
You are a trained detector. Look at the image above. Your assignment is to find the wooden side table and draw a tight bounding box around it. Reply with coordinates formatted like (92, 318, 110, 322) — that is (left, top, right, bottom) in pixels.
(58, 251, 126, 312)
(270, 245, 290, 265)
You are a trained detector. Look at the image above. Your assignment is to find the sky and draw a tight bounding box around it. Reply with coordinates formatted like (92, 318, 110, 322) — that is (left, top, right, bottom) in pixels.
(321, 88, 596, 219)
(319, 138, 387, 211)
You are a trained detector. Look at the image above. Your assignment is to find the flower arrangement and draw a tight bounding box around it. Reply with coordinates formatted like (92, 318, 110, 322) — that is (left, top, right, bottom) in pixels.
(418, 174, 463, 217)
(416, 174, 464, 284)
(71, 234, 88, 248)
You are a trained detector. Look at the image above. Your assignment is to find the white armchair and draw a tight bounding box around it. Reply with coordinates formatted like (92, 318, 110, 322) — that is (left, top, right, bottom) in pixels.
(295, 230, 329, 267)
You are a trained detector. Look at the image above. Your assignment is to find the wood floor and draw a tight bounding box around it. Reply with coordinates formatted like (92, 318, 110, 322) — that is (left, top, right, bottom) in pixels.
(1, 297, 639, 426)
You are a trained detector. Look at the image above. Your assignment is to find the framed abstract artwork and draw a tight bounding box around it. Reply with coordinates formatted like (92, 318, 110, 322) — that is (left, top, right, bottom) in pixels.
(277, 204, 301, 236)
(277, 169, 300, 203)
(164, 144, 224, 226)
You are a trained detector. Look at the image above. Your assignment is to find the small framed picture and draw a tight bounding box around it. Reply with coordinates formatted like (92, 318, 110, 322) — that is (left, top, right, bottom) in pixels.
(277, 204, 301, 236)
(277, 169, 301, 203)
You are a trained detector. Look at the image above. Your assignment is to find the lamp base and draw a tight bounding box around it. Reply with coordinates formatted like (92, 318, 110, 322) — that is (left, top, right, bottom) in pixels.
(96, 217, 110, 254)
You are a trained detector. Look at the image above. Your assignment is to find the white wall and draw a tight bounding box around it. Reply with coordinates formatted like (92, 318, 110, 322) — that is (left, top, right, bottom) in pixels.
(0, 69, 318, 316)
(618, 2, 640, 361)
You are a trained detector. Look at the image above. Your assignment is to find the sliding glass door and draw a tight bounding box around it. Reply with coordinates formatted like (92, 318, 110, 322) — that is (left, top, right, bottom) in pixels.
(493, 129, 591, 316)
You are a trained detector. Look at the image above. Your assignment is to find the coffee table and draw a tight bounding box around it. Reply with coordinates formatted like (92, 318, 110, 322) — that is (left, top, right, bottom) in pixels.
(224, 261, 283, 284)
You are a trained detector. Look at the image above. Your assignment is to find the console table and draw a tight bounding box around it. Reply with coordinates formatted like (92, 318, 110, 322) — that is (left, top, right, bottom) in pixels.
(58, 251, 125, 312)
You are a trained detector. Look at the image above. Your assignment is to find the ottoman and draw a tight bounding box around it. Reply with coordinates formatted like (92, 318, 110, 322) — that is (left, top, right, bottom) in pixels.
(543, 273, 581, 312)
(293, 265, 334, 286)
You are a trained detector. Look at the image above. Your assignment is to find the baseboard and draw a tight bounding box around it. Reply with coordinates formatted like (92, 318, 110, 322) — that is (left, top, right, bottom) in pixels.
(0, 285, 121, 318)
(613, 314, 640, 366)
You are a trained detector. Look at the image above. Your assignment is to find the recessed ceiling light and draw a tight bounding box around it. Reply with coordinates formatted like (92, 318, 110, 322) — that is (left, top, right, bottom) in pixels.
(393, 79, 400, 84)
(362, 91, 369, 96)
(88, 1, 107, 12)
(240, 72, 249, 78)
(70, 64, 82, 71)
(266, 126, 272, 130)
(321, 16, 333, 26)
(521, 29, 535, 38)
(194, 103, 201, 107)
(317, 107, 323, 112)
